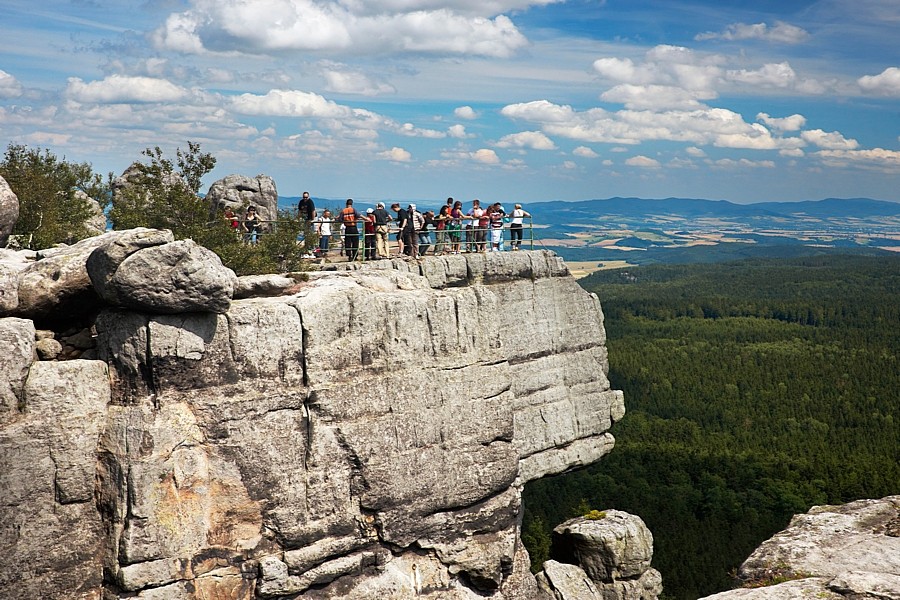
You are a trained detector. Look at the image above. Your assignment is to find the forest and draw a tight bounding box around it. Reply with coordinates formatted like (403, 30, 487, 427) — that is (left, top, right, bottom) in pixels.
(522, 254, 900, 599)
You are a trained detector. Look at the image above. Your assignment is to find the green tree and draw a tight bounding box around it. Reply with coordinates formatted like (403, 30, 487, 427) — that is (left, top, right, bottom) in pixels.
(0, 143, 111, 248)
(109, 143, 214, 241)
(109, 142, 311, 276)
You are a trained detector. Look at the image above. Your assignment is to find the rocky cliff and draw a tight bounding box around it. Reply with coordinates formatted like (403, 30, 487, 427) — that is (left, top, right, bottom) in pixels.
(0, 239, 625, 600)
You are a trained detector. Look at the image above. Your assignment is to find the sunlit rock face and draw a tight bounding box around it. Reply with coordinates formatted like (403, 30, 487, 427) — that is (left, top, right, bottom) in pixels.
(0, 249, 625, 599)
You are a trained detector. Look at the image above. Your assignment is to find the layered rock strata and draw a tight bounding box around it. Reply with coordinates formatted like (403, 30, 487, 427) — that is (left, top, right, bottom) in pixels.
(0, 246, 625, 599)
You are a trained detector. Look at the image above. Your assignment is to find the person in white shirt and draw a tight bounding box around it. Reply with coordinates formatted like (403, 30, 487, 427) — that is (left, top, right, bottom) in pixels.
(509, 204, 531, 250)
(315, 209, 333, 256)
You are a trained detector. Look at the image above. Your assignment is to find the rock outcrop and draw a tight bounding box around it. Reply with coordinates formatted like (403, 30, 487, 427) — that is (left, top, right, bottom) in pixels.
(700, 496, 900, 599)
(0, 245, 626, 600)
(206, 174, 279, 224)
(3, 228, 236, 324)
(0, 175, 19, 247)
(537, 512, 662, 600)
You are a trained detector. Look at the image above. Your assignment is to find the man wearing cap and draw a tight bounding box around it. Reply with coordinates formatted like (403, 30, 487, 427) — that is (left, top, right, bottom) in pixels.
(372, 202, 392, 258)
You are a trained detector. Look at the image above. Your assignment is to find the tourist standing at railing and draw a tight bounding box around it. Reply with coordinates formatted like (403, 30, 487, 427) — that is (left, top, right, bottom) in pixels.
(488, 203, 505, 251)
(468, 200, 486, 253)
(243, 206, 261, 244)
(402, 204, 422, 258)
(339, 199, 361, 261)
(449, 200, 463, 254)
(509, 204, 531, 251)
(364, 208, 377, 260)
(372, 202, 391, 259)
(419, 210, 435, 255)
(297, 191, 316, 248)
(434, 205, 450, 254)
(221, 203, 240, 232)
(463, 201, 476, 253)
(315, 209, 332, 257)
(391, 203, 408, 256)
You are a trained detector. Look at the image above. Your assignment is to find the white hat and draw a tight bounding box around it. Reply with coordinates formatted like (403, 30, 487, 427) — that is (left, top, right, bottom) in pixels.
(366, 208, 374, 213)
(409, 203, 416, 210)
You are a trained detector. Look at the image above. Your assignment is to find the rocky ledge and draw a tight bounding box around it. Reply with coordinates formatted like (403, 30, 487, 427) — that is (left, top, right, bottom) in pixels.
(0, 232, 625, 600)
(701, 496, 900, 600)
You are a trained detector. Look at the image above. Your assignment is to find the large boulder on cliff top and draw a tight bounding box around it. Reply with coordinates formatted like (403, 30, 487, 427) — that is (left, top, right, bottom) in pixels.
(206, 174, 278, 224)
(13, 230, 127, 321)
(89, 235, 237, 314)
(0, 175, 19, 247)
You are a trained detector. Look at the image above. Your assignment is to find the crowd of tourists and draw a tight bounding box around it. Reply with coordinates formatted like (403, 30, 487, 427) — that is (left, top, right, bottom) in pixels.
(225, 194, 533, 261)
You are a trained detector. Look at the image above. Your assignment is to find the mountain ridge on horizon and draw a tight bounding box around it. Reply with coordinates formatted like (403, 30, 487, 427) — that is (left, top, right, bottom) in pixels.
(279, 195, 900, 217)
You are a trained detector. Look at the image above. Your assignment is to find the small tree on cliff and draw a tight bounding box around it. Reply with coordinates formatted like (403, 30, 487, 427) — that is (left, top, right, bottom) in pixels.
(0, 143, 111, 248)
(109, 142, 216, 241)
(109, 142, 309, 275)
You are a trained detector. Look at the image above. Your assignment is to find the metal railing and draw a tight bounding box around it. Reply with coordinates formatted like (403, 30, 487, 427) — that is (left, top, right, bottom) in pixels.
(227, 216, 535, 260)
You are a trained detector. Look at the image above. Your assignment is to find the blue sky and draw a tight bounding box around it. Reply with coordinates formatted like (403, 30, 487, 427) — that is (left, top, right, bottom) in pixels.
(1, 0, 899, 204)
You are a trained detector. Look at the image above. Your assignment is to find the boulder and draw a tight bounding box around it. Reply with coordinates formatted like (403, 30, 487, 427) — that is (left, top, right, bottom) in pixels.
(89, 236, 236, 314)
(14, 236, 110, 321)
(233, 273, 302, 299)
(552, 512, 655, 582)
(206, 174, 279, 224)
(85, 228, 174, 293)
(0, 175, 18, 247)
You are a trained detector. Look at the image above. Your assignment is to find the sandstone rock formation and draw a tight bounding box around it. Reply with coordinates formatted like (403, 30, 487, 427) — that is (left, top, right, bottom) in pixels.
(4, 228, 236, 324)
(0, 175, 19, 247)
(537, 512, 662, 600)
(206, 174, 279, 224)
(0, 246, 626, 600)
(700, 496, 900, 599)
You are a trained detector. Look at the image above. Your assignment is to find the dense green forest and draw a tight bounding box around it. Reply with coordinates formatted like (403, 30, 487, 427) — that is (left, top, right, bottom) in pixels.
(522, 254, 900, 599)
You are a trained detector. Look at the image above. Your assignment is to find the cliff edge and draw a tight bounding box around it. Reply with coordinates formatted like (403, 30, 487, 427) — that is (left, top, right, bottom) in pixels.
(0, 245, 624, 599)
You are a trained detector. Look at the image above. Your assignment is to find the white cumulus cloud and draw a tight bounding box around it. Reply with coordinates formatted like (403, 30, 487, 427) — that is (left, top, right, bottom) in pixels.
(378, 146, 412, 161)
(152, 1, 530, 58)
(858, 67, 900, 96)
(495, 130, 556, 150)
(573, 146, 598, 158)
(472, 148, 500, 164)
(757, 112, 806, 132)
(801, 129, 859, 150)
(0, 70, 23, 98)
(625, 155, 660, 168)
(65, 75, 188, 103)
(454, 106, 478, 119)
